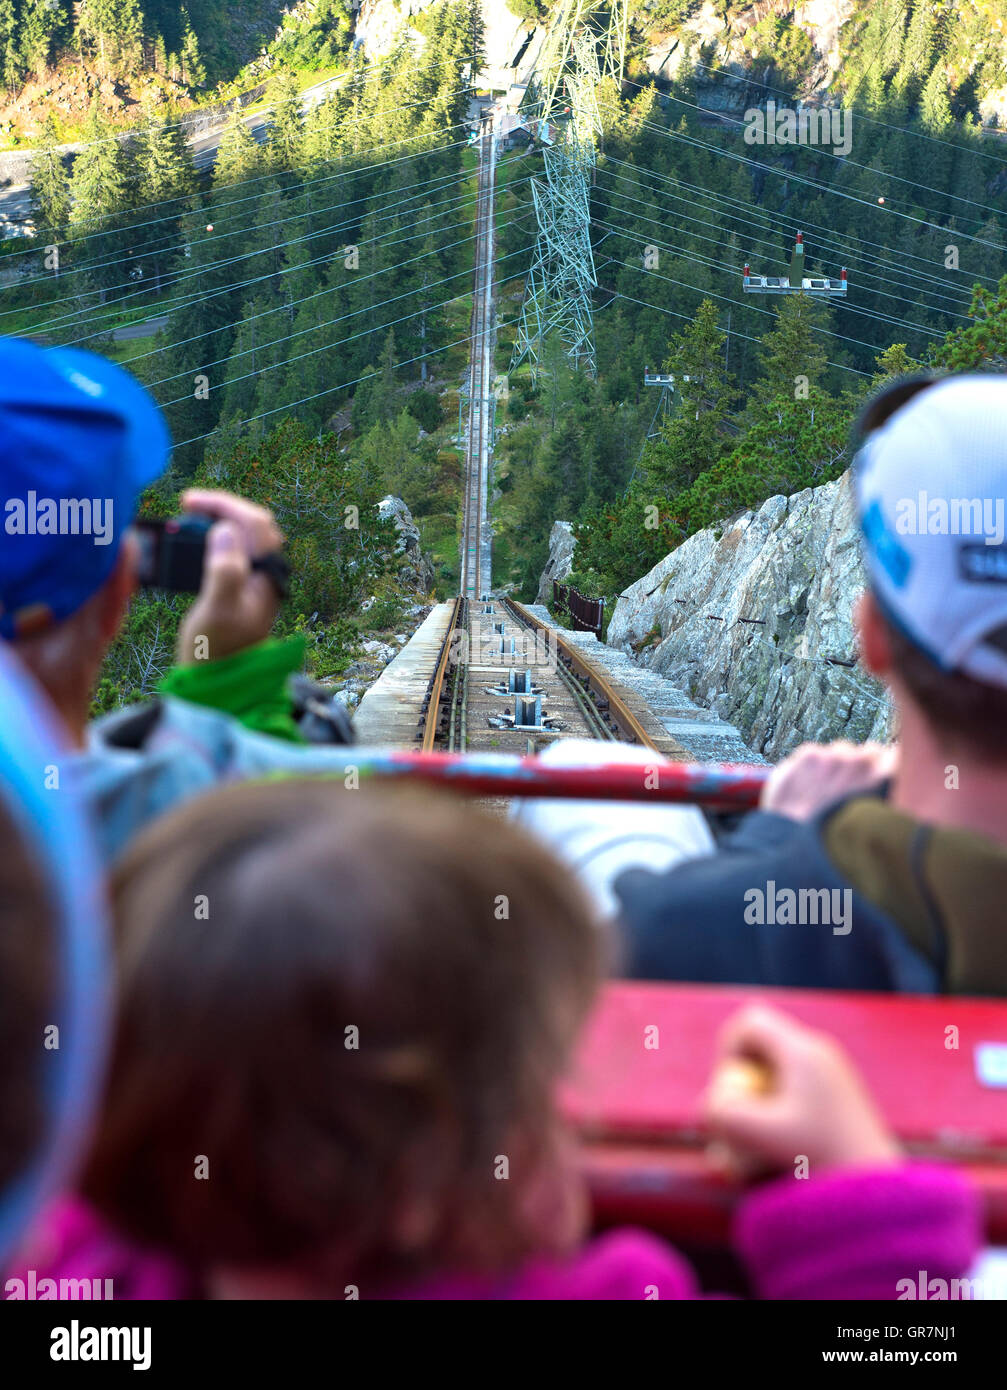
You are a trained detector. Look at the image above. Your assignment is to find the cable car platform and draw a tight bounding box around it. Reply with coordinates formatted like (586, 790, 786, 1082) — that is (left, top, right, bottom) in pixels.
(743, 232, 847, 297)
(743, 273, 847, 297)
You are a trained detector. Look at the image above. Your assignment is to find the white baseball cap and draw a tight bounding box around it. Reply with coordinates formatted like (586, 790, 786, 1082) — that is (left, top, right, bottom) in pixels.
(854, 374, 1007, 690)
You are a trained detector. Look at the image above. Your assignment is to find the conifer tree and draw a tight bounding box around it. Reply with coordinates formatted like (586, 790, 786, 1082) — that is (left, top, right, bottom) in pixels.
(180, 9, 205, 88)
(463, 0, 486, 81)
(757, 293, 829, 397)
(19, 0, 61, 80)
(65, 102, 136, 310)
(900, 1, 936, 92)
(0, 0, 22, 93)
(218, 291, 279, 428)
(133, 111, 197, 291)
(644, 300, 736, 497)
(266, 72, 305, 177)
(78, 0, 118, 69)
(30, 115, 71, 234)
(69, 101, 132, 229)
(135, 110, 197, 205)
(117, 0, 143, 71)
(213, 109, 262, 188)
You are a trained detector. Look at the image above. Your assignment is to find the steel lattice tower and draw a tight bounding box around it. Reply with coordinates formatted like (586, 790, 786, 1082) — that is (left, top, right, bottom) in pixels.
(534, 0, 629, 117)
(510, 3, 626, 380)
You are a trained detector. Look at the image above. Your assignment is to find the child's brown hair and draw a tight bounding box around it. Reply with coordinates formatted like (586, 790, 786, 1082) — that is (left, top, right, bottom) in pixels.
(82, 778, 601, 1290)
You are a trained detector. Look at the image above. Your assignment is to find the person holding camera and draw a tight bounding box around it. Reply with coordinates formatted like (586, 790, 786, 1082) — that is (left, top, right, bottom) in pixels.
(0, 337, 355, 860)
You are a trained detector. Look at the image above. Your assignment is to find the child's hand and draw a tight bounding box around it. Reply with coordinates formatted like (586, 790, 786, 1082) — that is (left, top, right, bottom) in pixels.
(701, 1004, 902, 1180)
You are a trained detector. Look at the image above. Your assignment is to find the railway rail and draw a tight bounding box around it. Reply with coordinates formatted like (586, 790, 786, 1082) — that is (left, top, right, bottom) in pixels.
(459, 118, 495, 602)
(421, 594, 666, 755)
(428, 117, 675, 760)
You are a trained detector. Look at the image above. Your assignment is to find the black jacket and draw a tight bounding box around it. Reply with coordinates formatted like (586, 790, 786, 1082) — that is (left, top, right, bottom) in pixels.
(614, 793, 944, 993)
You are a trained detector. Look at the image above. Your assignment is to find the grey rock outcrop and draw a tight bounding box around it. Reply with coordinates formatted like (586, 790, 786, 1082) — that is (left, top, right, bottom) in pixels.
(377, 495, 435, 594)
(535, 520, 576, 602)
(356, 0, 536, 89)
(644, 0, 855, 100)
(607, 472, 893, 761)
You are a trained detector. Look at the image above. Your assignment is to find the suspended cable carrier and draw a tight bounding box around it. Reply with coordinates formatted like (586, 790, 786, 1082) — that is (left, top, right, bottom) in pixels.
(743, 231, 847, 298)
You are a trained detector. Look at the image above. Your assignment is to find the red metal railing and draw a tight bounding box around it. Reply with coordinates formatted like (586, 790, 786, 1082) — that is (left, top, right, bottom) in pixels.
(554, 579, 605, 637)
(346, 749, 768, 811)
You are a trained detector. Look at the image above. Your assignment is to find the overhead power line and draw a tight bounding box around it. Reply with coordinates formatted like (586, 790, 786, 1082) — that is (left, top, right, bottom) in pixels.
(148, 228, 531, 394)
(603, 285, 872, 378)
(173, 312, 522, 451)
(10, 135, 478, 310)
(10, 45, 479, 243)
(643, 87, 1007, 227)
(597, 102, 1007, 254)
(594, 169, 975, 316)
(17, 115, 474, 276)
(159, 244, 534, 412)
(680, 57, 1007, 167)
(600, 153, 1004, 290)
(39, 167, 525, 344)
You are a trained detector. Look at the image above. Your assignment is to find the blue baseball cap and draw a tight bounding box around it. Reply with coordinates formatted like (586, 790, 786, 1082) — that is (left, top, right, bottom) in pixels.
(0, 338, 170, 640)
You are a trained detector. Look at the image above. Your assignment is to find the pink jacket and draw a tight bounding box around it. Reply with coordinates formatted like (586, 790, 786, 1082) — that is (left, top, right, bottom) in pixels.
(6, 1162, 979, 1301)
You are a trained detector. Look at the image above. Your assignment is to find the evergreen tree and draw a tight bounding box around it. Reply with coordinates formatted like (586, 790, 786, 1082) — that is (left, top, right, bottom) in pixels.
(899, 0, 936, 94)
(19, 0, 63, 79)
(218, 292, 279, 431)
(644, 300, 736, 497)
(932, 275, 1007, 373)
(213, 109, 262, 188)
(135, 110, 196, 204)
(78, 0, 119, 68)
(68, 102, 132, 229)
(463, 0, 486, 79)
(920, 64, 953, 133)
(30, 114, 71, 234)
(0, 0, 22, 92)
(180, 9, 205, 88)
(872, 342, 920, 383)
(756, 293, 829, 397)
(133, 110, 197, 291)
(64, 102, 136, 312)
(117, 0, 143, 70)
(266, 72, 305, 176)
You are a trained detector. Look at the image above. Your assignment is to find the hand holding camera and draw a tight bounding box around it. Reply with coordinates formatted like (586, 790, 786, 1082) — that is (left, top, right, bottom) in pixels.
(135, 490, 288, 666)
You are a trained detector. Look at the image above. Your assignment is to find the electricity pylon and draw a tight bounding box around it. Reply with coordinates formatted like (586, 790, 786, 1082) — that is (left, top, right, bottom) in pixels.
(533, 0, 629, 118)
(510, 2, 626, 380)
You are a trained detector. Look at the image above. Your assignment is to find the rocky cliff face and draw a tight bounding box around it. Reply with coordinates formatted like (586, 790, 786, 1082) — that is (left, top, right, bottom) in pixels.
(354, 0, 856, 111)
(378, 495, 436, 593)
(645, 0, 855, 94)
(606, 472, 894, 761)
(355, 0, 433, 58)
(535, 519, 576, 602)
(356, 0, 532, 87)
